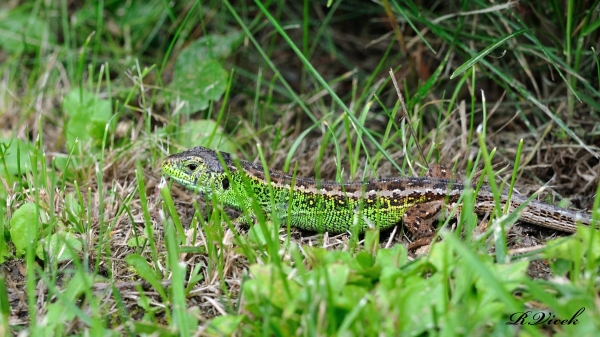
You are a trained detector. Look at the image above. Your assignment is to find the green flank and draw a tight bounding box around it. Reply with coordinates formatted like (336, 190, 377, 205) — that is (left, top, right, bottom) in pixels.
(161, 146, 429, 233)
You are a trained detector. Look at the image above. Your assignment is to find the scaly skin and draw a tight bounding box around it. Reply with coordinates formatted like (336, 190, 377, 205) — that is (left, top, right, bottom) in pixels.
(161, 146, 595, 246)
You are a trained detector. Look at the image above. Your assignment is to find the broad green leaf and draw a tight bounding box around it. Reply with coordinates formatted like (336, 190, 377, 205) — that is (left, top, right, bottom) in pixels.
(363, 229, 379, 255)
(175, 33, 242, 63)
(113, 2, 157, 28)
(166, 59, 228, 114)
(126, 225, 152, 247)
(36, 232, 83, 262)
(126, 236, 146, 248)
(545, 227, 600, 263)
(0, 138, 34, 176)
(248, 223, 271, 246)
(63, 88, 113, 153)
(375, 244, 406, 269)
(175, 119, 236, 153)
(0, 241, 9, 264)
(245, 264, 299, 310)
(0, 277, 10, 317)
(0, 7, 56, 54)
(165, 32, 240, 114)
(131, 321, 177, 336)
(326, 263, 350, 293)
(335, 284, 367, 310)
(206, 315, 245, 336)
(9, 203, 39, 256)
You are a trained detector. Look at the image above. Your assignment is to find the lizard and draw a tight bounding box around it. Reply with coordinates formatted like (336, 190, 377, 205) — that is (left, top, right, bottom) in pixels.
(161, 146, 596, 249)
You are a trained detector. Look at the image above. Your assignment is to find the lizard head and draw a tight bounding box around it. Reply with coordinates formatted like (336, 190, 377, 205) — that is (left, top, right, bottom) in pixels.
(161, 146, 234, 197)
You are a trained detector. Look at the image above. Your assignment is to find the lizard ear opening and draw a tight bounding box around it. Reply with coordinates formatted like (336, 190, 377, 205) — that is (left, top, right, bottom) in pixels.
(222, 177, 230, 190)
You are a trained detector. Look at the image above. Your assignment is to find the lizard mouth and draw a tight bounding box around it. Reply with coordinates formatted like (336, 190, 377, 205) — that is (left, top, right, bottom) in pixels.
(161, 158, 212, 196)
(162, 160, 191, 184)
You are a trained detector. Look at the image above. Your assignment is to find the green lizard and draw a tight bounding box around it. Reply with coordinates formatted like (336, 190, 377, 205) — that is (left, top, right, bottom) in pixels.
(161, 146, 595, 248)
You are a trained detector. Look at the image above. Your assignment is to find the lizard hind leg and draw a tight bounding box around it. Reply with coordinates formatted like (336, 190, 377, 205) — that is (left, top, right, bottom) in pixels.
(404, 200, 445, 250)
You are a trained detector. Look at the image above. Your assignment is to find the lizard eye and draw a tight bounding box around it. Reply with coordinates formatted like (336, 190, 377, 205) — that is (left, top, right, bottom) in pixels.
(187, 163, 198, 171)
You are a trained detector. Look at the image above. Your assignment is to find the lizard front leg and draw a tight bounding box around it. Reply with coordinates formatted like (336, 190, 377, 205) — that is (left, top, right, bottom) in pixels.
(404, 164, 453, 250)
(404, 200, 444, 250)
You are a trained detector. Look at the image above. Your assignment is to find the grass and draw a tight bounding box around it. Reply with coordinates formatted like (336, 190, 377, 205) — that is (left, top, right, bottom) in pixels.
(1, 0, 600, 335)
